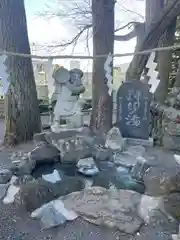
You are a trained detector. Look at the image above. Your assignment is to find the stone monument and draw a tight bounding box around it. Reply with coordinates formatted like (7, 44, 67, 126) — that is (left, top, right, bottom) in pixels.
(116, 80, 153, 146)
(51, 67, 85, 132)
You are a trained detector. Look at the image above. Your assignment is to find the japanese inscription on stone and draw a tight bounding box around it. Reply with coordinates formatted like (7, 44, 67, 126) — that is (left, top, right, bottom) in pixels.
(116, 80, 151, 139)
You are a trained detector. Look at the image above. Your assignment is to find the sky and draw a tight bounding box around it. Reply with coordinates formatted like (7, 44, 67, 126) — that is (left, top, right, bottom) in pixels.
(24, 0, 145, 70)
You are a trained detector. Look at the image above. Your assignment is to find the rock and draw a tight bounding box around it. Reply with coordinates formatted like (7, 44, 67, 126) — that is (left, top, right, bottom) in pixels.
(125, 145, 146, 157)
(13, 175, 35, 186)
(77, 157, 99, 176)
(34, 132, 48, 145)
(50, 136, 92, 163)
(0, 167, 12, 184)
(92, 170, 145, 194)
(61, 187, 143, 234)
(29, 143, 60, 165)
(137, 195, 172, 224)
(163, 193, 180, 219)
(42, 169, 61, 183)
(92, 145, 112, 161)
(143, 166, 180, 196)
(31, 199, 78, 229)
(172, 234, 179, 240)
(3, 184, 20, 204)
(0, 176, 18, 200)
(105, 127, 124, 151)
(81, 132, 112, 161)
(15, 177, 84, 212)
(113, 152, 138, 168)
(0, 183, 11, 200)
(131, 156, 150, 181)
(10, 152, 35, 176)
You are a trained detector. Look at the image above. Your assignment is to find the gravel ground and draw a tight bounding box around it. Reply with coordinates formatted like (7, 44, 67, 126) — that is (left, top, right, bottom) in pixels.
(0, 202, 127, 240)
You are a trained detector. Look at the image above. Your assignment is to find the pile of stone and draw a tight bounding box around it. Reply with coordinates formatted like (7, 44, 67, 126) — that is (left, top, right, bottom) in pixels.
(0, 126, 180, 238)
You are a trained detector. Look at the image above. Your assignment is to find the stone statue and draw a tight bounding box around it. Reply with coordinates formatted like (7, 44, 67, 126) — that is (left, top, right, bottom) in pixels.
(51, 67, 85, 132)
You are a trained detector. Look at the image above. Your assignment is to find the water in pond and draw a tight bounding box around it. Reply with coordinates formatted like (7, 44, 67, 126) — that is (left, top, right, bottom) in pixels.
(32, 160, 145, 194)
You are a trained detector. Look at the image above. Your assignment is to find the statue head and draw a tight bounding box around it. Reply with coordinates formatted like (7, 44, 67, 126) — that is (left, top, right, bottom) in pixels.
(68, 68, 85, 96)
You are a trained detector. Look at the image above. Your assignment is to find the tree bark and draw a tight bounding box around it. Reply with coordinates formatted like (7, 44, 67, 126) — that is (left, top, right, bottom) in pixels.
(126, 0, 180, 81)
(90, 0, 114, 134)
(145, 0, 164, 29)
(0, 0, 41, 145)
(155, 19, 176, 102)
(145, 0, 176, 103)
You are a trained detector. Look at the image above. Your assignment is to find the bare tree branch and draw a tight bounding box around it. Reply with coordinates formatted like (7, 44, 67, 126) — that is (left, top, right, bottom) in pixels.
(117, 0, 145, 21)
(114, 30, 136, 41)
(45, 24, 92, 48)
(37, 0, 143, 50)
(114, 21, 140, 32)
(120, 5, 144, 21)
(126, 0, 180, 80)
(114, 21, 141, 41)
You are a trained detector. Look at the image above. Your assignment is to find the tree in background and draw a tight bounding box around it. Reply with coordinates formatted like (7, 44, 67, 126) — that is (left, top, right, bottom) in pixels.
(0, 0, 41, 145)
(89, 0, 114, 134)
(39, 0, 180, 133)
(39, 0, 144, 133)
(152, 0, 176, 103)
(126, 0, 180, 82)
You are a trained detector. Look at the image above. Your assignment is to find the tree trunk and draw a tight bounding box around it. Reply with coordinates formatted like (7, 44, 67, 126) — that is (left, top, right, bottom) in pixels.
(155, 19, 176, 102)
(125, 22, 145, 82)
(145, 0, 164, 29)
(151, 0, 176, 103)
(126, 0, 180, 81)
(90, 0, 114, 134)
(0, 0, 41, 145)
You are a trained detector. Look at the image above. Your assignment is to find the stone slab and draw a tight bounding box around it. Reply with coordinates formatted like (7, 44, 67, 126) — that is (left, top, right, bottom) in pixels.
(124, 137, 153, 147)
(116, 80, 152, 139)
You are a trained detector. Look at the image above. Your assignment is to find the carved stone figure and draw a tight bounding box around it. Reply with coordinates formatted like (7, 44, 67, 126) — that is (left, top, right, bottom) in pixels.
(51, 67, 85, 132)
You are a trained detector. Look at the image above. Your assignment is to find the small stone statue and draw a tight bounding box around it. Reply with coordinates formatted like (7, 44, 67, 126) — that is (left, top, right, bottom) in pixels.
(51, 67, 85, 132)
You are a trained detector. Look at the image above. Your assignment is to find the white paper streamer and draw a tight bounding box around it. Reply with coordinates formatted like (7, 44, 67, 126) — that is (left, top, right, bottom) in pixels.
(104, 53, 114, 95)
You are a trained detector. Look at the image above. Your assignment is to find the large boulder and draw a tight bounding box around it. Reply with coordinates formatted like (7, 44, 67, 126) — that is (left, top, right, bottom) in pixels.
(45, 132, 92, 163)
(163, 193, 180, 219)
(15, 177, 85, 212)
(29, 143, 60, 165)
(92, 170, 145, 194)
(137, 194, 174, 225)
(143, 166, 180, 196)
(61, 187, 143, 234)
